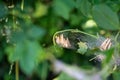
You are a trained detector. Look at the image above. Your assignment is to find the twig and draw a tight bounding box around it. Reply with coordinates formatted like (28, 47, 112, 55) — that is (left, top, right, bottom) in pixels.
(15, 61, 19, 80)
(53, 60, 101, 80)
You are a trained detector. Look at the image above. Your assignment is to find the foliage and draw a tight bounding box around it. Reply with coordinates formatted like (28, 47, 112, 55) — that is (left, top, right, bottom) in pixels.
(0, 0, 120, 80)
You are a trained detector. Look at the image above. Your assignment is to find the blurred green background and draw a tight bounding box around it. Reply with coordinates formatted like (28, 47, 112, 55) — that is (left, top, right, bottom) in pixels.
(0, 0, 120, 80)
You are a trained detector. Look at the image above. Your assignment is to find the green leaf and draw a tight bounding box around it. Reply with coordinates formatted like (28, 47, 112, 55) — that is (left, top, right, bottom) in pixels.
(102, 48, 114, 66)
(53, 0, 75, 19)
(33, 3, 48, 18)
(26, 26, 45, 40)
(11, 31, 26, 43)
(0, 2, 8, 18)
(36, 62, 48, 80)
(6, 42, 25, 62)
(113, 71, 120, 80)
(6, 40, 43, 75)
(92, 4, 119, 30)
(77, 42, 88, 54)
(19, 41, 42, 75)
(76, 0, 92, 18)
(70, 14, 81, 26)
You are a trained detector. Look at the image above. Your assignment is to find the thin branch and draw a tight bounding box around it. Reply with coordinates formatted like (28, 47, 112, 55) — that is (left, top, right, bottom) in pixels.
(53, 60, 102, 80)
(15, 61, 19, 80)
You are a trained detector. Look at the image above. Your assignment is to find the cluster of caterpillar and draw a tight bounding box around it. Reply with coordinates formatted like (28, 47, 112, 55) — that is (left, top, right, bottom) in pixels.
(54, 31, 120, 70)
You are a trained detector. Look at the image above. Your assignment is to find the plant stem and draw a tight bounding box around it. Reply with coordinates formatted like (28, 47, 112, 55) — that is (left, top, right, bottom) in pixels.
(15, 61, 19, 80)
(21, 0, 24, 11)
